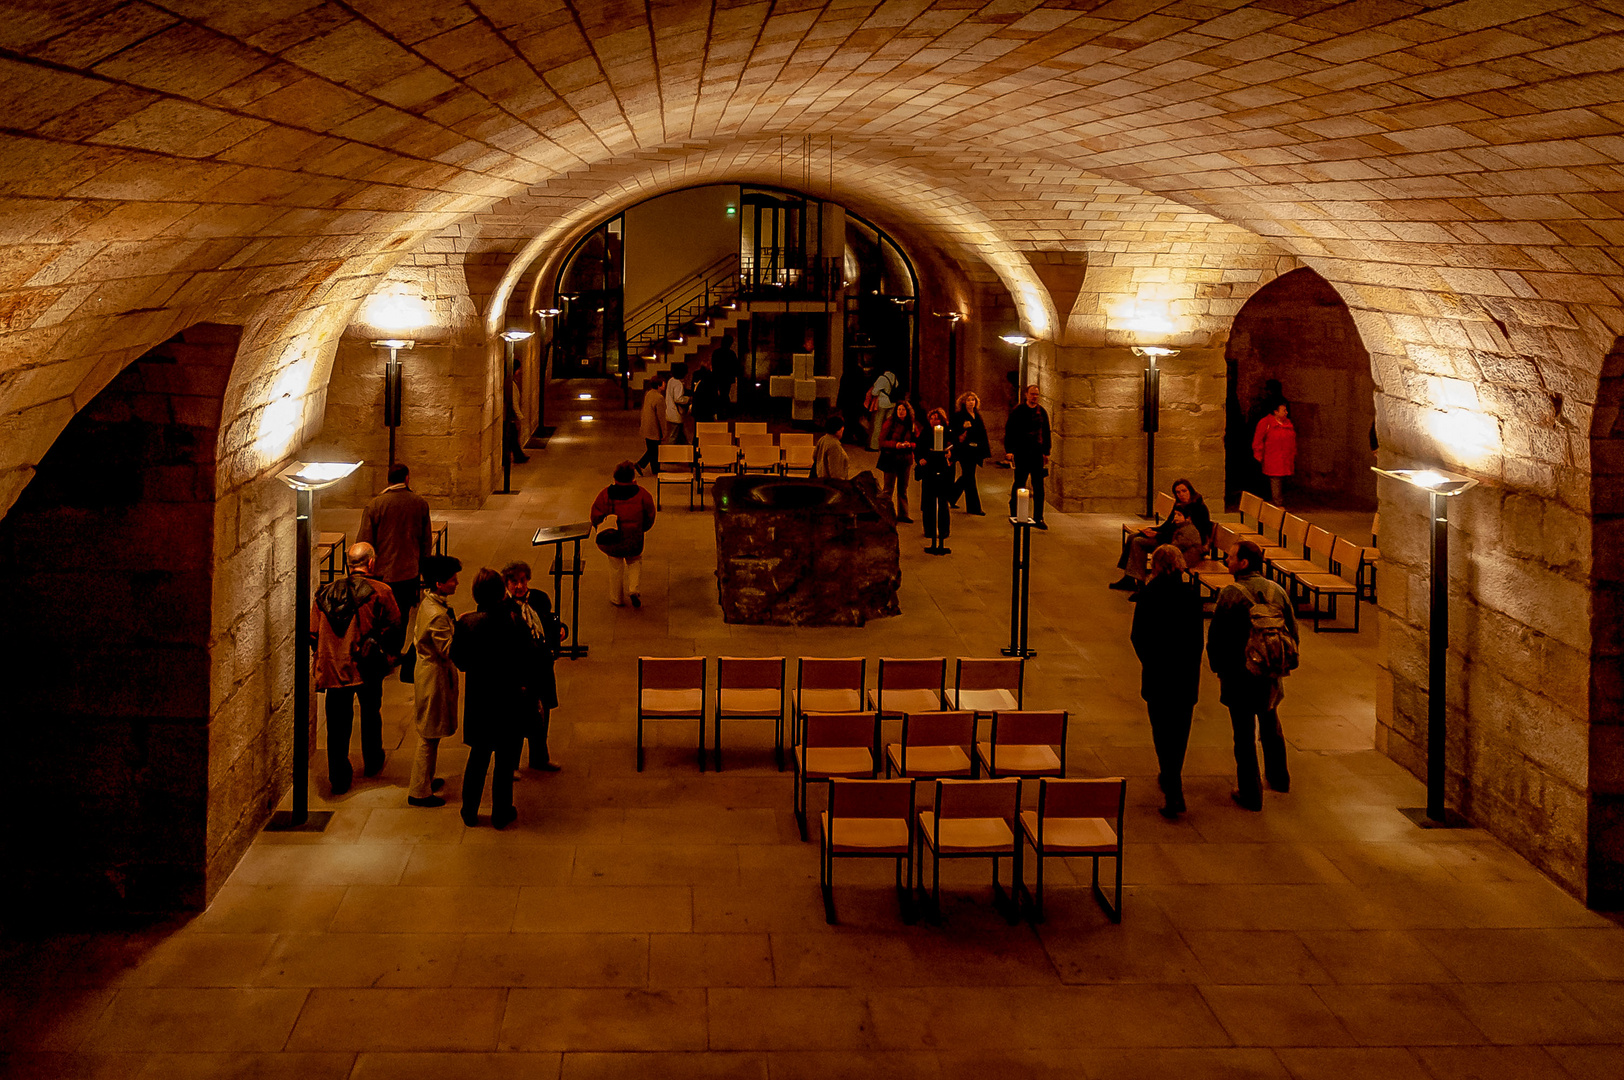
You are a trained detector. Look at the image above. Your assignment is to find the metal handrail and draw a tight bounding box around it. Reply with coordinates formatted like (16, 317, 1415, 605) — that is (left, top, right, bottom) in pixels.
(623, 253, 740, 349)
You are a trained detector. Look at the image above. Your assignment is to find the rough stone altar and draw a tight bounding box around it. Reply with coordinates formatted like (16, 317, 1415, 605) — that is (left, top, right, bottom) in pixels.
(713, 473, 901, 625)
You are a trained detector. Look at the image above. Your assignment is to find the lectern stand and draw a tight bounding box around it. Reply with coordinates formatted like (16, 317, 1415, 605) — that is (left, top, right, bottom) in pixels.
(531, 521, 592, 659)
(1002, 518, 1037, 658)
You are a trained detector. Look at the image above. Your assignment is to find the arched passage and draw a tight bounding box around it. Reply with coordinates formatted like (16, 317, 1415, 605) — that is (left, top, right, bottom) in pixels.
(0, 323, 238, 918)
(1590, 333, 1624, 906)
(1224, 268, 1375, 510)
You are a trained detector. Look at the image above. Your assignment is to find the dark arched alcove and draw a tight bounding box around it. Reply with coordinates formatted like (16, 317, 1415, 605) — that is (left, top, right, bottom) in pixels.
(1590, 333, 1624, 906)
(1224, 267, 1375, 510)
(0, 323, 238, 921)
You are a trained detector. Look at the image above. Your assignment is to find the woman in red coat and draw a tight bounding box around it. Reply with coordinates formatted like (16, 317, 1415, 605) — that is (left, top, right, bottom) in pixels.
(590, 460, 657, 608)
(1252, 401, 1297, 506)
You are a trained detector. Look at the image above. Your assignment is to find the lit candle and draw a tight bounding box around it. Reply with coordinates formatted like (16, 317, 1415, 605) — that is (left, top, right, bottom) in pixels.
(1016, 487, 1032, 522)
(933, 424, 944, 451)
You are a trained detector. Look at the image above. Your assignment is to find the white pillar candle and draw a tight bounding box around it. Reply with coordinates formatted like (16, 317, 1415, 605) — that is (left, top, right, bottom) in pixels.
(1016, 487, 1032, 522)
(933, 424, 944, 451)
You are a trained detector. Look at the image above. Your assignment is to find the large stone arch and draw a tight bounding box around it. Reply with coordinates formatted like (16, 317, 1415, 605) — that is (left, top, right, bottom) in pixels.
(1589, 335, 1624, 906)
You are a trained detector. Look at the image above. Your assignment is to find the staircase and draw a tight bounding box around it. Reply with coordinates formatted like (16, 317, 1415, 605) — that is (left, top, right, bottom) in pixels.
(623, 256, 745, 388)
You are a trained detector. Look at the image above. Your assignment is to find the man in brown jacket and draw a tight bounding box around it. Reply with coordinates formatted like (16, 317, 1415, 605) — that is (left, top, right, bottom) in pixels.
(313, 542, 402, 794)
(358, 463, 432, 677)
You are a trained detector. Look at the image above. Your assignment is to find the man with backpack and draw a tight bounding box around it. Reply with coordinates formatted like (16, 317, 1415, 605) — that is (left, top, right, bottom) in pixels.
(1207, 539, 1299, 811)
(313, 542, 402, 794)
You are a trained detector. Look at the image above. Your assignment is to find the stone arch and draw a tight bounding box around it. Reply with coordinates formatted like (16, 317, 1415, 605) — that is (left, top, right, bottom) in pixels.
(0, 322, 239, 918)
(1590, 334, 1624, 906)
(1223, 268, 1375, 510)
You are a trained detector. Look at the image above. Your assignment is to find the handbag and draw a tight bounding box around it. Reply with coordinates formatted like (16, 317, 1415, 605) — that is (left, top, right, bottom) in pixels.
(594, 513, 622, 553)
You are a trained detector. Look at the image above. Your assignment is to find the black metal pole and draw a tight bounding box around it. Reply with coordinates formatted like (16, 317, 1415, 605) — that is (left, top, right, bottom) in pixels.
(291, 486, 313, 827)
(1144, 360, 1160, 518)
(1006, 521, 1021, 656)
(500, 338, 514, 494)
(947, 320, 958, 407)
(1428, 489, 1449, 823)
(384, 350, 402, 469)
(1018, 525, 1032, 656)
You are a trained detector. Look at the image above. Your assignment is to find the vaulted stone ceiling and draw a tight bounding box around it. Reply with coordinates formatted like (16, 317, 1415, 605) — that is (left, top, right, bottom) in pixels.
(1, 0, 1622, 509)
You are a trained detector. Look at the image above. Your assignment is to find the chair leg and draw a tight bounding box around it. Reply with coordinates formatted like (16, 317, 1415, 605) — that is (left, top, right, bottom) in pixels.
(931, 845, 941, 922)
(1033, 846, 1045, 924)
(636, 715, 645, 772)
(821, 836, 836, 924)
(698, 715, 706, 772)
(775, 714, 784, 772)
(1090, 854, 1121, 923)
(794, 774, 808, 841)
(713, 714, 722, 772)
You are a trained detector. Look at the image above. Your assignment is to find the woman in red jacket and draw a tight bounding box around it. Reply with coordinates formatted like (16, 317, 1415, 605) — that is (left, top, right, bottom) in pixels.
(1252, 401, 1297, 506)
(591, 460, 658, 608)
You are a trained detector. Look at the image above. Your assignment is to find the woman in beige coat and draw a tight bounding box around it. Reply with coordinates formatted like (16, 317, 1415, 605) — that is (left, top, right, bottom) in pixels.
(408, 554, 462, 807)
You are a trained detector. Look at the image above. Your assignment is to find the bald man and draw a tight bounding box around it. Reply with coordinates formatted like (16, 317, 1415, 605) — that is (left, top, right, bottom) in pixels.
(312, 541, 402, 794)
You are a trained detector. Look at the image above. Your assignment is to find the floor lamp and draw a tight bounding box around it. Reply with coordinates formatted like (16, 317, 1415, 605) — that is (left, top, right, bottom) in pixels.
(533, 307, 561, 439)
(499, 329, 533, 494)
(1373, 466, 1477, 828)
(1132, 345, 1178, 518)
(268, 459, 361, 832)
(373, 339, 413, 469)
(1001, 332, 1035, 390)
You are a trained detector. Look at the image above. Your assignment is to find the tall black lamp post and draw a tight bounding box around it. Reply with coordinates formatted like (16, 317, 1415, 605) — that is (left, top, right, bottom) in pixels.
(533, 307, 561, 437)
(1001, 332, 1035, 390)
(268, 459, 361, 832)
(499, 328, 534, 494)
(1132, 345, 1178, 518)
(373, 339, 413, 469)
(1373, 466, 1478, 828)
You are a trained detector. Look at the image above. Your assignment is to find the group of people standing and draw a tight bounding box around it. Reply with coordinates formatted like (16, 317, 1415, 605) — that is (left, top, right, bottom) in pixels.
(1120, 479, 1301, 817)
(310, 463, 561, 830)
(634, 336, 743, 475)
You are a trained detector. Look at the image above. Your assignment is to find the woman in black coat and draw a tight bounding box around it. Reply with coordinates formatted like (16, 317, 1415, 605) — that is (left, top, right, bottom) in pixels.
(452, 567, 531, 829)
(918, 407, 955, 554)
(1130, 544, 1205, 818)
(949, 391, 990, 514)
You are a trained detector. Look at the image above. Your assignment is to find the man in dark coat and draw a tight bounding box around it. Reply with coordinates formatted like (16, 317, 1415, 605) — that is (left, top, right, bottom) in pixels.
(1131, 544, 1204, 817)
(312, 542, 402, 794)
(358, 462, 433, 678)
(453, 568, 529, 829)
(502, 560, 561, 772)
(710, 335, 740, 417)
(1004, 382, 1052, 528)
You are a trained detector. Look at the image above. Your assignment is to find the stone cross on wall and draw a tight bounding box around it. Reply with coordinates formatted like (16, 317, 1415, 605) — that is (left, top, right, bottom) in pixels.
(768, 353, 838, 421)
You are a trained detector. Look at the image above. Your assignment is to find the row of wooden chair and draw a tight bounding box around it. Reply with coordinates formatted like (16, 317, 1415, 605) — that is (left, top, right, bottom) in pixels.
(653, 439, 819, 509)
(635, 656, 1028, 772)
(819, 775, 1125, 925)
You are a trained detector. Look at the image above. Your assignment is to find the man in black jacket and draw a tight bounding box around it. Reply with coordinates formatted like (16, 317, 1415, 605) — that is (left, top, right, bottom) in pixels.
(1003, 383, 1052, 528)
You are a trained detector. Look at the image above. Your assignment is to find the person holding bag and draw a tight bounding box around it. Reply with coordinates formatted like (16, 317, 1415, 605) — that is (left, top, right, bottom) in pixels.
(949, 391, 989, 515)
(590, 460, 657, 608)
(877, 399, 920, 523)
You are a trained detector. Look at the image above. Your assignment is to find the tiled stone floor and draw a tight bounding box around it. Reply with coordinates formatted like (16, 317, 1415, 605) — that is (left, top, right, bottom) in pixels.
(4, 387, 1622, 1078)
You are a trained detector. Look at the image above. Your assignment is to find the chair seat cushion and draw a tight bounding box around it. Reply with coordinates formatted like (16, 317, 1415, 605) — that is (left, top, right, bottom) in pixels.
(1271, 559, 1319, 575)
(919, 812, 1015, 853)
(719, 688, 783, 716)
(951, 688, 1018, 714)
(641, 689, 703, 716)
(1020, 810, 1118, 852)
(796, 746, 875, 778)
(885, 743, 971, 777)
(821, 813, 910, 853)
(975, 742, 1061, 776)
(796, 689, 862, 714)
(1297, 572, 1356, 593)
(869, 688, 943, 713)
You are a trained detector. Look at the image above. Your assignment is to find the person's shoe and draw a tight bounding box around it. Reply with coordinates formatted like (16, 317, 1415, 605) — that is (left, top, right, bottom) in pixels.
(610, 599, 626, 607)
(461, 811, 479, 827)
(362, 760, 385, 778)
(512, 451, 531, 463)
(1230, 791, 1263, 812)
(407, 795, 445, 808)
(968, 510, 986, 516)
(1158, 805, 1181, 820)
(1128, 591, 1140, 602)
(330, 779, 351, 797)
(1108, 575, 1136, 591)
(492, 808, 518, 830)
(937, 547, 951, 555)
(630, 593, 641, 608)
(948, 502, 960, 509)
(431, 777, 445, 793)
(1266, 777, 1291, 794)
(537, 761, 562, 772)
(1034, 520, 1048, 530)
(897, 516, 913, 524)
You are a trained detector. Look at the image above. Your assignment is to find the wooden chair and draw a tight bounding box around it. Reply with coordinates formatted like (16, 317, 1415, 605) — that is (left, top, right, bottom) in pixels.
(916, 778, 1021, 923)
(885, 711, 975, 779)
(1292, 536, 1362, 632)
(736, 431, 776, 449)
(733, 421, 768, 436)
(1361, 513, 1380, 603)
(779, 432, 814, 449)
(654, 444, 696, 510)
(1121, 490, 1175, 546)
(1238, 491, 1263, 529)
(820, 778, 915, 924)
(637, 656, 707, 772)
(794, 711, 879, 841)
(431, 520, 448, 555)
(1261, 513, 1309, 575)
(714, 655, 787, 770)
(949, 657, 1024, 716)
(695, 440, 737, 507)
(783, 443, 815, 477)
(867, 657, 946, 717)
(1019, 777, 1126, 923)
(694, 421, 731, 439)
(739, 443, 782, 475)
(1256, 501, 1286, 545)
(794, 657, 866, 746)
(976, 710, 1067, 778)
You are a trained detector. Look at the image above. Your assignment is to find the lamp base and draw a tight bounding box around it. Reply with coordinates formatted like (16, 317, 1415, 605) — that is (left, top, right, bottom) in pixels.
(265, 810, 334, 833)
(1001, 647, 1036, 658)
(1399, 806, 1472, 830)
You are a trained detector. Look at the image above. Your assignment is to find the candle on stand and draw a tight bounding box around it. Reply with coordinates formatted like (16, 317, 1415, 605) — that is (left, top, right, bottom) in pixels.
(933, 424, 944, 451)
(1015, 487, 1032, 522)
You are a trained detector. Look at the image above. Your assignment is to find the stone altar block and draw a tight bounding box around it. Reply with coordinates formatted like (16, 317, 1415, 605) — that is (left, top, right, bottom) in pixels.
(714, 473, 901, 625)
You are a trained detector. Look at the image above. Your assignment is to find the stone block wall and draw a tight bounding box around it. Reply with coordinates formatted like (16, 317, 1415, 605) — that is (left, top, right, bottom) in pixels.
(0, 323, 232, 916)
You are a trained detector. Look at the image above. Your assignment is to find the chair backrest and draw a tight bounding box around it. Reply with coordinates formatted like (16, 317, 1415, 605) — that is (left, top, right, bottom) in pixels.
(991, 709, 1067, 748)
(695, 421, 730, 438)
(1039, 776, 1125, 822)
(956, 656, 1023, 696)
(734, 422, 768, 436)
(1306, 525, 1335, 560)
(719, 655, 784, 691)
(640, 656, 705, 690)
(878, 657, 946, 692)
(698, 441, 737, 468)
(784, 444, 815, 468)
(1238, 491, 1262, 526)
(779, 432, 814, 448)
(1257, 502, 1285, 541)
(829, 777, 913, 819)
(803, 711, 878, 749)
(736, 431, 776, 448)
(742, 445, 782, 468)
(657, 444, 694, 465)
(1211, 521, 1242, 557)
(901, 710, 974, 747)
(800, 656, 865, 692)
(934, 777, 1020, 820)
(1280, 513, 1309, 552)
(1154, 490, 1175, 520)
(1330, 536, 1364, 577)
